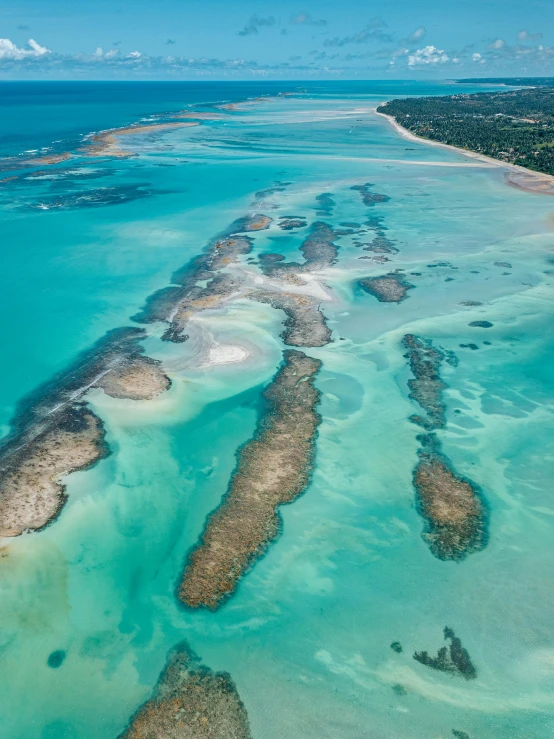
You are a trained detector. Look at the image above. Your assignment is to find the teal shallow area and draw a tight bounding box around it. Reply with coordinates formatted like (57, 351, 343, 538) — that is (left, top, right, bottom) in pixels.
(1, 82, 554, 738)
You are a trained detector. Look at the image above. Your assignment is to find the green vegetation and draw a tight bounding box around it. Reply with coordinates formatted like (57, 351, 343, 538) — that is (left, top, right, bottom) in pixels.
(378, 88, 554, 175)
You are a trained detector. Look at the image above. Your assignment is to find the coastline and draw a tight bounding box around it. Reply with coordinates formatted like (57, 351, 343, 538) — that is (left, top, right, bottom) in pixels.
(375, 108, 554, 196)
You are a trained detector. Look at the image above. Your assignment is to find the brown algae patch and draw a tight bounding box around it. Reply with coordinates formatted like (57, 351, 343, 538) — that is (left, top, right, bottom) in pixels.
(414, 434, 487, 560)
(248, 290, 332, 347)
(0, 405, 107, 537)
(359, 272, 414, 303)
(119, 644, 252, 739)
(414, 626, 477, 680)
(180, 349, 322, 609)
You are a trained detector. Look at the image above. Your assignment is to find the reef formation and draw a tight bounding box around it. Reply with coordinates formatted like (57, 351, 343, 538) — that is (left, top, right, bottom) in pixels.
(248, 289, 331, 347)
(134, 215, 272, 342)
(119, 644, 252, 739)
(258, 221, 339, 281)
(180, 349, 322, 610)
(402, 335, 487, 560)
(359, 272, 414, 303)
(414, 627, 477, 680)
(0, 328, 170, 537)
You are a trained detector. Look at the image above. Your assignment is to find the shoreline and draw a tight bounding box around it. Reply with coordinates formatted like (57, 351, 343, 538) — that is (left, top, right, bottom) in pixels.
(375, 108, 554, 196)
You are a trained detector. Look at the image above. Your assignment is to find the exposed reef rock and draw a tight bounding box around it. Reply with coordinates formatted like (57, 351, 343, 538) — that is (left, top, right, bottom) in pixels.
(351, 183, 391, 207)
(249, 289, 332, 347)
(161, 274, 244, 343)
(414, 434, 487, 561)
(0, 328, 171, 537)
(180, 350, 322, 610)
(402, 335, 447, 430)
(119, 644, 252, 739)
(359, 272, 414, 303)
(97, 357, 171, 400)
(414, 627, 477, 680)
(0, 404, 107, 537)
(82, 122, 197, 159)
(133, 216, 271, 341)
(402, 335, 487, 560)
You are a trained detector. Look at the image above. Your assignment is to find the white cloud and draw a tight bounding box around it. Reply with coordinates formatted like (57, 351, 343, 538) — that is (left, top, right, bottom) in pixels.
(290, 12, 327, 27)
(389, 47, 409, 66)
(518, 29, 542, 41)
(127, 51, 141, 58)
(472, 52, 484, 62)
(489, 38, 505, 49)
(0, 38, 50, 60)
(408, 45, 449, 66)
(407, 26, 426, 42)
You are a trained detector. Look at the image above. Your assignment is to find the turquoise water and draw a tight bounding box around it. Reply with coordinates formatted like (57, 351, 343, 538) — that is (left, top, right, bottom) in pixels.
(1, 81, 554, 738)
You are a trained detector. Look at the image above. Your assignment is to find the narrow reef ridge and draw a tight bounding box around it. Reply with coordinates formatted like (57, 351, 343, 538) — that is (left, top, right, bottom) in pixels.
(180, 349, 322, 610)
(414, 434, 487, 560)
(248, 289, 332, 347)
(402, 334, 447, 429)
(402, 335, 487, 560)
(119, 644, 252, 739)
(0, 327, 171, 537)
(359, 272, 414, 303)
(133, 215, 273, 342)
(414, 627, 477, 680)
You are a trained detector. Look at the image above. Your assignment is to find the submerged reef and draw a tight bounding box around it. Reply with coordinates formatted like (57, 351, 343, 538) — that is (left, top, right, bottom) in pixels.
(248, 289, 332, 347)
(119, 644, 252, 739)
(402, 335, 447, 430)
(180, 349, 322, 610)
(315, 192, 335, 217)
(351, 183, 391, 207)
(278, 217, 307, 230)
(26, 184, 153, 211)
(0, 328, 170, 537)
(402, 335, 487, 560)
(359, 272, 414, 303)
(414, 434, 487, 560)
(414, 627, 477, 680)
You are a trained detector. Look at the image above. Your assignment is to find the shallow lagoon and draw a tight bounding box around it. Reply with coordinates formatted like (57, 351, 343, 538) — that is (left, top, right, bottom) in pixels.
(1, 82, 554, 738)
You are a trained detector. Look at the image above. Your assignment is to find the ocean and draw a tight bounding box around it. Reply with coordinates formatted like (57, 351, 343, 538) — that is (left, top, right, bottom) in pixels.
(0, 80, 553, 739)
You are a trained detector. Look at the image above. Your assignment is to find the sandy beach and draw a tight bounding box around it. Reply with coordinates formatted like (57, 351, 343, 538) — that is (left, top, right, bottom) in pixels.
(376, 108, 554, 196)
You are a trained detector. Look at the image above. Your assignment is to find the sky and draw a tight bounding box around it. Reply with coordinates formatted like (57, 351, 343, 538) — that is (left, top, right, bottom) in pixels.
(1, 0, 553, 80)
